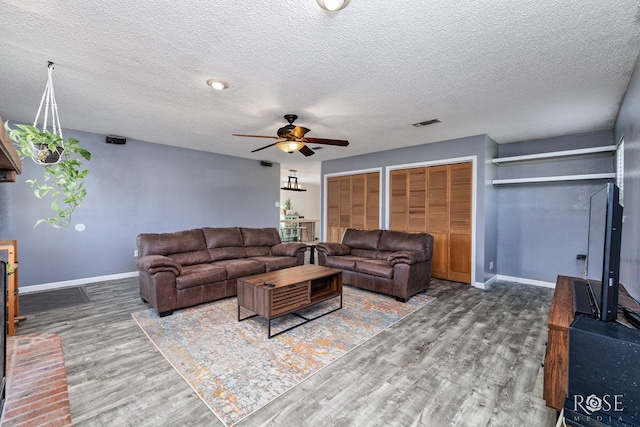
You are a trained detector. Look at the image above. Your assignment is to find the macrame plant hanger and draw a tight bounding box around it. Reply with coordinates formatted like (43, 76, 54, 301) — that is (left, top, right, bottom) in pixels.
(31, 61, 64, 164)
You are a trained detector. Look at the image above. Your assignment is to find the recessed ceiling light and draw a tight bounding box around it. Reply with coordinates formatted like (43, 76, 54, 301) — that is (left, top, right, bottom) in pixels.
(317, 0, 350, 11)
(206, 79, 229, 91)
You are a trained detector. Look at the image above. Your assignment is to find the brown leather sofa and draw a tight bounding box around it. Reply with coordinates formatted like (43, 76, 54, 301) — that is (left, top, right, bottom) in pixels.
(136, 227, 307, 316)
(316, 228, 433, 302)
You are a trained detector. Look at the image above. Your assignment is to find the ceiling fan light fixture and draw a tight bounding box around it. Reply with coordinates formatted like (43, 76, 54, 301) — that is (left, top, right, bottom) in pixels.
(317, 0, 350, 11)
(276, 140, 305, 154)
(206, 79, 229, 91)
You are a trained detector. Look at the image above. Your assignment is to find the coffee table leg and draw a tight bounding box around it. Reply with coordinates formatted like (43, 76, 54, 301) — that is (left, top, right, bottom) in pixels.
(237, 305, 258, 322)
(267, 294, 343, 339)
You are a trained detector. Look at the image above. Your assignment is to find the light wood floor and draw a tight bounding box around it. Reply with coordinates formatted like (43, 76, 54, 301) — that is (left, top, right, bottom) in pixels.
(16, 277, 558, 426)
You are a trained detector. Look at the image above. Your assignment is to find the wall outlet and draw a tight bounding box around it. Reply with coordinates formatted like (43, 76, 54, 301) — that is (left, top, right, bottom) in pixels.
(134, 249, 138, 258)
(275, 201, 280, 208)
(489, 261, 494, 270)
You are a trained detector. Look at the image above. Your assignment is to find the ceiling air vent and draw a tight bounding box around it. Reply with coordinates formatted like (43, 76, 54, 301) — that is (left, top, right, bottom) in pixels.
(412, 119, 441, 128)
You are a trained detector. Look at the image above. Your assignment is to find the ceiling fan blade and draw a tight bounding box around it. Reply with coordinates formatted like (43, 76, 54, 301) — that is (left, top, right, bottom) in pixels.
(290, 126, 311, 139)
(305, 137, 349, 146)
(250, 142, 279, 153)
(233, 133, 278, 139)
(299, 145, 315, 157)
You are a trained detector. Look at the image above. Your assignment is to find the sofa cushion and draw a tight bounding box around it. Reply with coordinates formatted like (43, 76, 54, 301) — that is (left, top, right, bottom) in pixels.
(169, 250, 212, 267)
(342, 228, 382, 250)
(208, 247, 247, 262)
(355, 259, 394, 279)
(351, 248, 393, 260)
(175, 264, 227, 290)
(137, 228, 209, 263)
(212, 259, 265, 280)
(241, 227, 281, 247)
(323, 255, 362, 271)
(245, 246, 271, 257)
(202, 227, 244, 248)
(379, 230, 432, 258)
(249, 256, 299, 272)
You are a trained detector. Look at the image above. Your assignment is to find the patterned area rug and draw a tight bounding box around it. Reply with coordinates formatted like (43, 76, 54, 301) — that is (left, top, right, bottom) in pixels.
(133, 285, 435, 426)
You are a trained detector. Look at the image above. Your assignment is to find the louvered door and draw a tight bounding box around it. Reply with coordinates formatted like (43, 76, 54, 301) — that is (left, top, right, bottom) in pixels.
(388, 162, 472, 283)
(326, 172, 380, 242)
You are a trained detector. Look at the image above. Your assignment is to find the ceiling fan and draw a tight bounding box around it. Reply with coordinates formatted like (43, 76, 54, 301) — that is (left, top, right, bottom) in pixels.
(233, 114, 349, 157)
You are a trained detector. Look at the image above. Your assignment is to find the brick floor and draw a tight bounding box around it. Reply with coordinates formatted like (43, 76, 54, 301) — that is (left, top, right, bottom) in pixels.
(1, 334, 72, 427)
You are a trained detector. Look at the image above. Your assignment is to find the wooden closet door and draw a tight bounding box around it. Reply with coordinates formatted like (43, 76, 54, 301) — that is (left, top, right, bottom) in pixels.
(427, 165, 449, 280)
(408, 168, 427, 232)
(388, 162, 472, 284)
(351, 174, 366, 230)
(326, 177, 342, 242)
(326, 172, 380, 242)
(390, 170, 408, 231)
(448, 162, 472, 283)
(366, 173, 380, 230)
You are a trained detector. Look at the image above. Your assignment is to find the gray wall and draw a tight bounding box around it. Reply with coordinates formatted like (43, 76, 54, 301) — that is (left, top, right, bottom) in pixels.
(0, 125, 281, 286)
(321, 134, 493, 286)
(615, 51, 640, 302)
(496, 130, 615, 283)
(483, 136, 499, 282)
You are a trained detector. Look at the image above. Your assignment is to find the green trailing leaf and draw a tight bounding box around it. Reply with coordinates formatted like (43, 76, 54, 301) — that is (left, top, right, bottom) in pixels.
(5, 121, 91, 228)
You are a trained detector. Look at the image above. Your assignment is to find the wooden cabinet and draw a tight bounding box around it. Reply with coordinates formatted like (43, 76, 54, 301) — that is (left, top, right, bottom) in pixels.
(389, 162, 472, 283)
(326, 172, 380, 242)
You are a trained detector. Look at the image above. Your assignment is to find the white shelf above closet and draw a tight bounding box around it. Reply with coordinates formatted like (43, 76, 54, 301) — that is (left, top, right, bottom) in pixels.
(492, 145, 616, 165)
(492, 145, 617, 185)
(492, 173, 616, 185)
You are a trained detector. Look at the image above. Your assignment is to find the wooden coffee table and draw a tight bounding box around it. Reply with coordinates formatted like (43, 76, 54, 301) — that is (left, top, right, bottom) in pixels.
(237, 264, 343, 338)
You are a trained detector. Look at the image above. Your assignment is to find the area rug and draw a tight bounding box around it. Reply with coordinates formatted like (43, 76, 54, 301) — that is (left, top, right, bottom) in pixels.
(133, 286, 435, 426)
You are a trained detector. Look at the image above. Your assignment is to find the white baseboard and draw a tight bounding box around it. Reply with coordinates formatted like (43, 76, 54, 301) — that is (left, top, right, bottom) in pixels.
(474, 274, 498, 290)
(495, 274, 556, 288)
(20, 271, 139, 294)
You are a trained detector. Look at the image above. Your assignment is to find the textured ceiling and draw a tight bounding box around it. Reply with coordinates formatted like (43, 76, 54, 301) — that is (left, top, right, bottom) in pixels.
(1, 1, 639, 184)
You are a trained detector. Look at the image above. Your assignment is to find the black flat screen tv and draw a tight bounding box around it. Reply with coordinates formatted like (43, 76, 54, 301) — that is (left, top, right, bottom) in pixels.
(586, 182, 623, 322)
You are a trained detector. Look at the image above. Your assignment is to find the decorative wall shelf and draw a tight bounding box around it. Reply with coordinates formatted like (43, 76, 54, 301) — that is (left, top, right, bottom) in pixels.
(492, 145, 616, 165)
(492, 145, 617, 185)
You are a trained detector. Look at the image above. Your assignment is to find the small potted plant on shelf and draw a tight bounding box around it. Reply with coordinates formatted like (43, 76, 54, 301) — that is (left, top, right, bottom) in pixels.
(282, 197, 293, 215)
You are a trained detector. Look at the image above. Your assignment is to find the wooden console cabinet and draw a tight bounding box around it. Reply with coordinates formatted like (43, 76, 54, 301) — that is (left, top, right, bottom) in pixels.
(544, 275, 640, 410)
(543, 275, 574, 410)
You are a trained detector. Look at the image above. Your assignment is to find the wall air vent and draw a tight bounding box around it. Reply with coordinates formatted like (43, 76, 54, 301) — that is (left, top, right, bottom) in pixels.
(412, 119, 441, 128)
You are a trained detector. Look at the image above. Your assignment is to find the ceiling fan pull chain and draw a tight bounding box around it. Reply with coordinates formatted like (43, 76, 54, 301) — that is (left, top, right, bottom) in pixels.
(32, 61, 63, 139)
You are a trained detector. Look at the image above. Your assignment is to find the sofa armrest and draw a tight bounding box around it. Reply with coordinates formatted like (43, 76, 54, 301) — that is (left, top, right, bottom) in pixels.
(136, 255, 182, 276)
(388, 250, 427, 266)
(316, 242, 351, 256)
(271, 242, 307, 257)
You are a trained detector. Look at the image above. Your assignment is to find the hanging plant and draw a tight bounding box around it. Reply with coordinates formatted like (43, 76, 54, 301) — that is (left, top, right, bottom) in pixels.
(5, 62, 92, 228)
